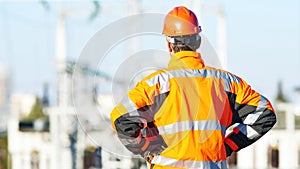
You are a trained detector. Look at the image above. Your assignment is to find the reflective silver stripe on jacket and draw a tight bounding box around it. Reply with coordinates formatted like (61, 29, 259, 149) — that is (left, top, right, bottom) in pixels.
(146, 69, 240, 93)
(237, 124, 261, 139)
(151, 155, 228, 169)
(157, 120, 224, 135)
(121, 96, 139, 116)
(243, 95, 267, 125)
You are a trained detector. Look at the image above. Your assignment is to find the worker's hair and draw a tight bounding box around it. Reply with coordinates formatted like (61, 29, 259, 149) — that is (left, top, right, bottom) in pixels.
(169, 34, 201, 53)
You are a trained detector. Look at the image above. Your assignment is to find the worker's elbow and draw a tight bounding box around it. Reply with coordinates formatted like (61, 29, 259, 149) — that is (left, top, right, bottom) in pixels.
(270, 111, 277, 128)
(272, 111, 277, 127)
(262, 109, 277, 134)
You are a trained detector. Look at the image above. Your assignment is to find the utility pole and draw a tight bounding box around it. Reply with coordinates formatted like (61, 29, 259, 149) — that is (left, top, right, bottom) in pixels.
(54, 8, 78, 169)
(56, 9, 69, 107)
(217, 5, 227, 69)
(186, 1, 227, 69)
(52, 8, 67, 169)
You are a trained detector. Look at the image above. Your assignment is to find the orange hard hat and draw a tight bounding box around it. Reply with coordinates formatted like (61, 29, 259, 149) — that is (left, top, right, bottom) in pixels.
(162, 6, 202, 37)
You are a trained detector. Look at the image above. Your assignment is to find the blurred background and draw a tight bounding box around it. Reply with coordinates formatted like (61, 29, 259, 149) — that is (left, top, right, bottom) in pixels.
(0, 0, 299, 169)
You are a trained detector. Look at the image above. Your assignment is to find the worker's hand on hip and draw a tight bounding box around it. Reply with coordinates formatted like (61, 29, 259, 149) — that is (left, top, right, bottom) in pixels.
(115, 116, 146, 139)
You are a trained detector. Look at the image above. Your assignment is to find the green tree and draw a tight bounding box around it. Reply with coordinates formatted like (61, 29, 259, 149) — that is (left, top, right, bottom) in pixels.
(0, 133, 8, 169)
(275, 81, 288, 103)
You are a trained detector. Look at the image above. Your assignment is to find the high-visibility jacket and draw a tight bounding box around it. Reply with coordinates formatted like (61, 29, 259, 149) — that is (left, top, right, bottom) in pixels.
(110, 51, 277, 169)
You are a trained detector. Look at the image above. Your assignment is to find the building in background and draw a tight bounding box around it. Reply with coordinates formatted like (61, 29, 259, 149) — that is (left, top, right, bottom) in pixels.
(7, 92, 144, 169)
(8, 93, 51, 169)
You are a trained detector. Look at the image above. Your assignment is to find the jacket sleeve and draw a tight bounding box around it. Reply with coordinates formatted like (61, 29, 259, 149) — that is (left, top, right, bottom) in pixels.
(110, 80, 167, 157)
(224, 78, 277, 157)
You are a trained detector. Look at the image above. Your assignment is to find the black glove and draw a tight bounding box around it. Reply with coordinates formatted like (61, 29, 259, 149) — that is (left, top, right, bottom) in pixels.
(225, 142, 233, 157)
(115, 117, 167, 157)
(115, 116, 145, 139)
(124, 129, 167, 158)
(141, 134, 167, 158)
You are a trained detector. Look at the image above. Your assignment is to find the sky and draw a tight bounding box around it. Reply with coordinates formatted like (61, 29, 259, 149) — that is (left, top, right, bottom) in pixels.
(0, 0, 299, 105)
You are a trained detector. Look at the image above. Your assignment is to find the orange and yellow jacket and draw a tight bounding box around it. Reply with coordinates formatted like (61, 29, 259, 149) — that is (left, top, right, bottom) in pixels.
(110, 51, 277, 169)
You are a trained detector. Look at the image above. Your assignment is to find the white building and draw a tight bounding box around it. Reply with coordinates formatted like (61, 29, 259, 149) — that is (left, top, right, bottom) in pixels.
(8, 94, 52, 169)
(7, 93, 144, 169)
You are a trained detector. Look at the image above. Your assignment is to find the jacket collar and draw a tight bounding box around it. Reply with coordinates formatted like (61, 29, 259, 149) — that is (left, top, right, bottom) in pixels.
(168, 51, 205, 69)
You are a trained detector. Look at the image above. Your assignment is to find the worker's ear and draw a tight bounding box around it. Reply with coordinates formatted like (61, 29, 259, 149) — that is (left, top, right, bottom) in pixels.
(167, 41, 172, 53)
